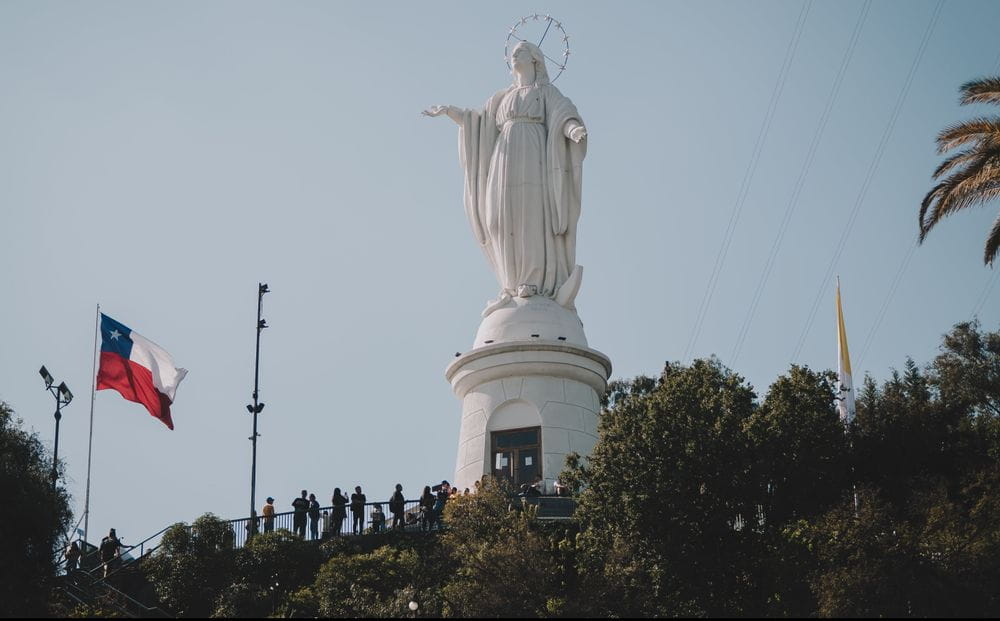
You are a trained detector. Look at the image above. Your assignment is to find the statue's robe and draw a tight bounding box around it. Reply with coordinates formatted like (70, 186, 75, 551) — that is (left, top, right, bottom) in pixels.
(458, 83, 586, 301)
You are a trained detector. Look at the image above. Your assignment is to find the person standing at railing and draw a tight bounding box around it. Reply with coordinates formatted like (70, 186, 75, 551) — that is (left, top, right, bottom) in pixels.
(292, 490, 310, 538)
(350, 486, 367, 535)
(433, 481, 450, 527)
(307, 493, 321, 540)
(262, 497, 276, 533)
(371, 504, 386, 533)
(389, 484, 406, 530)
(64, 540, 82, 574)
(419, 486, 436, 531)
(246, 510, 260, 540)
(331, 488, 349, 536)
(320, 510, 331, 539)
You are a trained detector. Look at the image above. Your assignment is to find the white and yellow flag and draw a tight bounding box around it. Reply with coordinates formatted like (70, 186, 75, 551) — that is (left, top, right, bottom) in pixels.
(836, 278, 856, 424)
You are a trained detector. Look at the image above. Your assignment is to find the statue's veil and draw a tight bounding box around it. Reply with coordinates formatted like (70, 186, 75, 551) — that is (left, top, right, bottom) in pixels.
(511, 41, 550, 85)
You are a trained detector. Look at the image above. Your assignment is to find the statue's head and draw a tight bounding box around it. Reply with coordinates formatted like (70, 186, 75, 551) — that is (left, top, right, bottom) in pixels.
(511, 41, 550, 85)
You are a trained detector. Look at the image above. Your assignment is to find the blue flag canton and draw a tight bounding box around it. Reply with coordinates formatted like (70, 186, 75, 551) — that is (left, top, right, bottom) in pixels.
(100, 314, 134, 359)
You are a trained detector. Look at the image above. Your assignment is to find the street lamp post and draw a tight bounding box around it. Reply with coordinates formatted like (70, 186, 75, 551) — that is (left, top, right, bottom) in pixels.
(39, 365, 73, 491)
(247, 283, 269, 519)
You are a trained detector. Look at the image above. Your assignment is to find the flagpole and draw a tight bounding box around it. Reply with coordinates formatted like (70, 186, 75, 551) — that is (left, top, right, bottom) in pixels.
(83, 304, 100, 548)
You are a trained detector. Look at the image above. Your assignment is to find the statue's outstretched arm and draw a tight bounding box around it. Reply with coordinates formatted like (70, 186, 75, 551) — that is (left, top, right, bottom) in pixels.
(422, 105, 466, 126)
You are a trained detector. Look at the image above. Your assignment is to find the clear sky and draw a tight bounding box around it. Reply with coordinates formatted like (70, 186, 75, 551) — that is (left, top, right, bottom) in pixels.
(2, 0, 998, 546)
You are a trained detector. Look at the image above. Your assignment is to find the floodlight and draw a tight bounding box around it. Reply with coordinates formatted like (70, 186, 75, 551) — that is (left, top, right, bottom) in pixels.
(39, 365, 53, 388)
(58, 382, 73, 404)
(258, 319, 268, 329)
(259, 283, 270, 295)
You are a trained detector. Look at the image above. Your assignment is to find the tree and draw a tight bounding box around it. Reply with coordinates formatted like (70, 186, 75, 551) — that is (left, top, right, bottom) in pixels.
(931, 319, 1000, 419)
(919, 76, 1000, 265)
(145, 514, 236, 617)
(805, 322, 1000, 616)
(213, 529, 323, 618)
(311, 545, 423, 618)
(747, 365, 849, 524)
(567, 359, 761, 617)
(439, 477, 568, 618)
(0, 401, 73, 617)
(745, 366, 850, 616)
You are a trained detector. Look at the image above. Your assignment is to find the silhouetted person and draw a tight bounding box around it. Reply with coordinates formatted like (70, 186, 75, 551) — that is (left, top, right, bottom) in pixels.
(390, 484, 405, 530)
(64, 541, 81, 574)
(371, 504, 386, 533)
(419, 485, 436, 531)
(331, 488, 349, 536)
(321, 510, 331, 539)
(530, 474, 545, 495)
(246, 510, 260, 540)
(433, 480, 450, 524)
(308, 493, 321, 540)
(99, 528, 123, 578)
(350, 486, 367, 535)
(292, 490, 310, 538)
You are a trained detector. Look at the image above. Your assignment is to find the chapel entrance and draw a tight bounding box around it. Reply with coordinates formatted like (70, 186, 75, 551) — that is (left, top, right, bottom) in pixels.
(491, 426, 541, 488)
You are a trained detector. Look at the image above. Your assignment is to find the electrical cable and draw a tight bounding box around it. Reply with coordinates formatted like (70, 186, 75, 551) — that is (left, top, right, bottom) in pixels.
(682, 0, 812, 363)
(858, 39, 1000, 367)
(789, 0, 944, 363)
(730, 0, 872, 365)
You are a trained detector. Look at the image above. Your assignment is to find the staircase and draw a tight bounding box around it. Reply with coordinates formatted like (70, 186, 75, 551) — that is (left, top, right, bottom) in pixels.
(59, 565, 171, 618)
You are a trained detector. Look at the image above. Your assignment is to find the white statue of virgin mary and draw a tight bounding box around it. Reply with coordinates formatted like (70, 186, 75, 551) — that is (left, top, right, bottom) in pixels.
(425, 40, 588, 316)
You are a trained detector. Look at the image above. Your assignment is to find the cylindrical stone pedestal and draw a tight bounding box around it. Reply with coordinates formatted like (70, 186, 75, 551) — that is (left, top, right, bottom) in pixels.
(445, 297, 611, 493)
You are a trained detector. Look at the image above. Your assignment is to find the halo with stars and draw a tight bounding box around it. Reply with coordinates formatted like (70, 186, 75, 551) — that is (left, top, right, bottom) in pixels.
(504, 14, 571, 83)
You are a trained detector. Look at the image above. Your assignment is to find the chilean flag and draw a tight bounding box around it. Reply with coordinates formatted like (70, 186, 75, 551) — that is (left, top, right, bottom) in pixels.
(96, 314, 187, 430)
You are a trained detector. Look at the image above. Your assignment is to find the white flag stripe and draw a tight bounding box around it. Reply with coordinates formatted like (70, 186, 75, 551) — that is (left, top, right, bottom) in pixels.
(129, 331, 188, 402)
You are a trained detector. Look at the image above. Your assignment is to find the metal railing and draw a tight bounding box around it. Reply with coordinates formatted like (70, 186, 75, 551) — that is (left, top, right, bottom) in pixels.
(62, 562, 171, 618)
(227, 500, 427, 548)
(58, 524, 172, 578)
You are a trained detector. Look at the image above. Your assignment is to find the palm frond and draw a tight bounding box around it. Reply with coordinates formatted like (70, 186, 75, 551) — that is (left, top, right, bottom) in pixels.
(933, 148, 979, 179)
(920, 153, 1000, 239)
(936, 117, 1000, 153)
(986, 211, 1000, 266)
(919, 182, 948, 241)
(960, 76, 1000, 106)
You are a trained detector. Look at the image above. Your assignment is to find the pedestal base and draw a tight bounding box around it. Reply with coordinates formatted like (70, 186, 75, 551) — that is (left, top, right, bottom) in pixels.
(446, 340, 611, 494)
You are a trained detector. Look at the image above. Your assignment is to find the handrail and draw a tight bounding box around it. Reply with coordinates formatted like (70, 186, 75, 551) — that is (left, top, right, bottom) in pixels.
(225, 499, 426, 548)
(57, 522, 172, 578)
(62, 563, 171, 618)
(74, 493, 574, 568)
(92, 575, 171, 618)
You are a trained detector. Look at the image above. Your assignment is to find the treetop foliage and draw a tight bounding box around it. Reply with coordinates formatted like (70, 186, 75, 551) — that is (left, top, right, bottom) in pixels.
(60, 320, 1000, 618)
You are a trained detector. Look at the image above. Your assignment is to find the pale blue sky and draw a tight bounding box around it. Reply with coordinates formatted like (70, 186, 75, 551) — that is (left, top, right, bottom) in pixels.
(2, 0, 998, 544)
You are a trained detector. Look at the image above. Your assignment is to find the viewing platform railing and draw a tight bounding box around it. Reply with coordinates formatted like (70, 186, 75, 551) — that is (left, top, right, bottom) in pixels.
(228, 499, 425, 549)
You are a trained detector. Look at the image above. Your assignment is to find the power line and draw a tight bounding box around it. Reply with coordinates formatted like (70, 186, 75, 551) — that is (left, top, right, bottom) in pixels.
(682, 0, 812, 363)
(730, 0, 872, 366)
(858, 38, 1000, 367)
(857, 235, 918, 369)
(971, 269, 999, 320)
(789, 0, 944, 364)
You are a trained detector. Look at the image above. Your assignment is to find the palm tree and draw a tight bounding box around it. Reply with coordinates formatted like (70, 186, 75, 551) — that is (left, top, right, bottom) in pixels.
(919, 77, 1000, 265)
